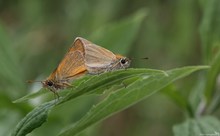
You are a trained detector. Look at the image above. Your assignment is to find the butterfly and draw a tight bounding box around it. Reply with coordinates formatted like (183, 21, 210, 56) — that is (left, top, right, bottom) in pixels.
(41, 38, 87, 97)
(75, 37, 131, 74)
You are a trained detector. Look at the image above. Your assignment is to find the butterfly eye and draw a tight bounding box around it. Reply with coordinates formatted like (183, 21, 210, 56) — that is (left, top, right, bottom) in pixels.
(47, 81, 53, 86)
(120, 58, 127, 64)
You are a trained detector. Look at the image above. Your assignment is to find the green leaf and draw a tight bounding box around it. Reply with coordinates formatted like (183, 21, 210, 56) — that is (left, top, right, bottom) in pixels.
(58, 66, 209, 136)
(11, 101, 55, 136)
(12, 66, 208, 136)
(173, 116, 220, 136)
(89, 8, 148, 55)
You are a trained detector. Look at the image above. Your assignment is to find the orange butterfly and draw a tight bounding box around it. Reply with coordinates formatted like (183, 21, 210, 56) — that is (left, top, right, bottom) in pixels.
(40, 38, 87, 97)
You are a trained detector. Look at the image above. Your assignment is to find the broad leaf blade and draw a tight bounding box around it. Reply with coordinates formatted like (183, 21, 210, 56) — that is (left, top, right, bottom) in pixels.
(58, 66, 209, 136)
(11, 66, 208, 136)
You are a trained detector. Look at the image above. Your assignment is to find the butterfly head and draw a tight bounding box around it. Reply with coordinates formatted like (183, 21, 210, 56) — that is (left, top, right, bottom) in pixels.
(116, 54, 131, 69)
(41, 79, 57, 92)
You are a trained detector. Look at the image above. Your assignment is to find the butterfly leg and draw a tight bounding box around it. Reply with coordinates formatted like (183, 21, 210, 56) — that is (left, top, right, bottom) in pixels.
(63, 82, 73, 87)
(49, 89, 60, 103)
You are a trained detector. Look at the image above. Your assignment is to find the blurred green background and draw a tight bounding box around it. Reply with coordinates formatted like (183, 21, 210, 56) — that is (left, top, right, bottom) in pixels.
(0, 0, 216, 136)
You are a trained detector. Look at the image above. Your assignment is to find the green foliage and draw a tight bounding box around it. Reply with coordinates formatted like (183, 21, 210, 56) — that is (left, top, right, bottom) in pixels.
(171, 0, 220, 135)
(58, 66, 208, 136)
(0, 0, 220, 136)
(12, 66, 208, 136)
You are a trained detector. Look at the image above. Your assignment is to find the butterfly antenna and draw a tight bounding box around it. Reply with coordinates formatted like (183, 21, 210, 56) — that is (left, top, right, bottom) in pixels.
(129, 57, 149, 60)
(26, 80, 42, 83)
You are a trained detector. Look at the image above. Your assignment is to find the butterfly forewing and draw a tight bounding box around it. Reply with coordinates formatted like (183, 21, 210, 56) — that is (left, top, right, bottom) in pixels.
(57, 51, 86, 79)
(76, 37, 116, 67)
(84, 44, 116, 67)
(47, 40, 87, 83)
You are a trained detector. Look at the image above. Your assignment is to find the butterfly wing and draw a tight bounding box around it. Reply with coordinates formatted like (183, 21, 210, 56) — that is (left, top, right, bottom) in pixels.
(76, 37, 116, 68)
(57, 51, 86, 79)
(48, 41, 87, 81)
(85, 44, 116, 67)
(68, 38, 85, 55)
